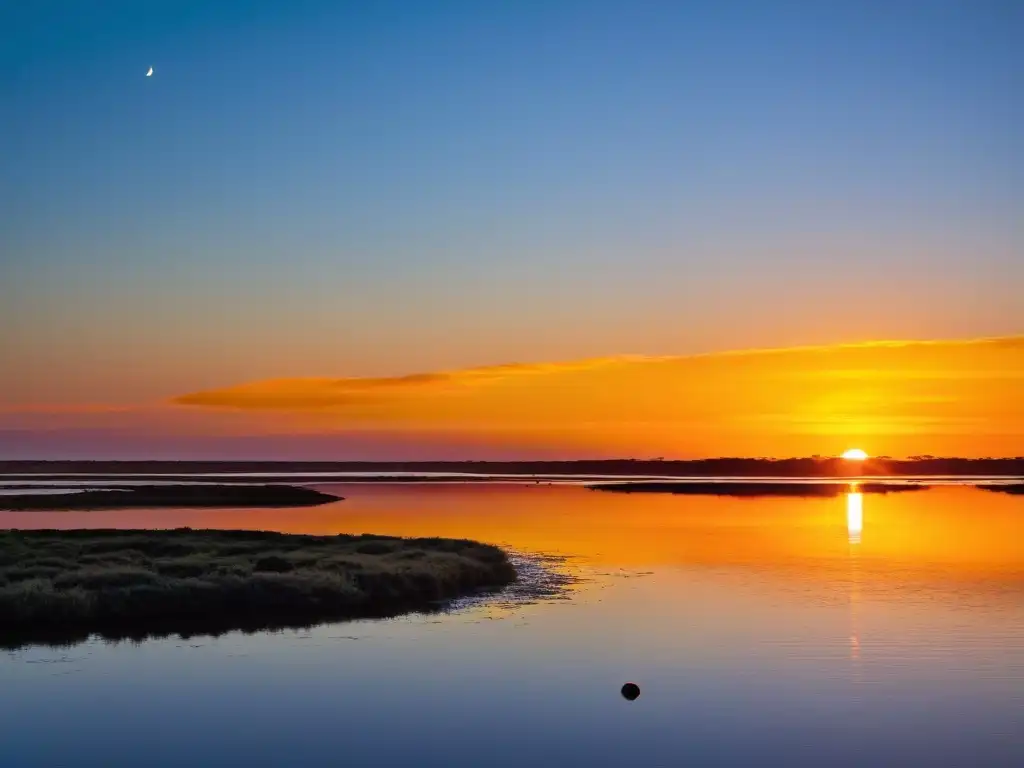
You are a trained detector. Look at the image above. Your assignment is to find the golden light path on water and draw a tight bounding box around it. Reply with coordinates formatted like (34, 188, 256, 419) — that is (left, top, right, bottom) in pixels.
(847, 488, 864, 545)
(847, 487, 864, 666)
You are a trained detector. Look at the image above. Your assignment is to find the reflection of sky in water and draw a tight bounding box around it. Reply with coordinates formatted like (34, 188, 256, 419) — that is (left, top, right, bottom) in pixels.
(2, 485, 1023, 767)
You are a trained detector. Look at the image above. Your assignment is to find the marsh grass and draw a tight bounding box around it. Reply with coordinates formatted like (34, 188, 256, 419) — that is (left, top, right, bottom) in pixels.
(0, 529, 516, 648)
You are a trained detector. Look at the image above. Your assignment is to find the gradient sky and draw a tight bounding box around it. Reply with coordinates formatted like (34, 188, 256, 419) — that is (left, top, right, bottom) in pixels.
(2, 1, 1021, 458)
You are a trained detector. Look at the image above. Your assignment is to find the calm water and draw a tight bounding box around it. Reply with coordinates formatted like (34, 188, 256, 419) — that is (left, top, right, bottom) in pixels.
(2, 483, 1023, 767)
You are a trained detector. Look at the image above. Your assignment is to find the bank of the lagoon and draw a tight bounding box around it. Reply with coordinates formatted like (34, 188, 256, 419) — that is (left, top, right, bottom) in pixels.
(0, 484, 341, 511)
(977, 483, 1024, 495)
(586, 481, 930, 496)
(0, 529, 515, 647)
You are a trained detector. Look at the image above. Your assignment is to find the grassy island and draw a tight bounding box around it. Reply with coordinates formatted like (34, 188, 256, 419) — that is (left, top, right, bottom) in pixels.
(0, 529, 516, 647)
(587, 481, 930, 497)
(976, 483, 1024, 495)
(0, 484, 341, 511)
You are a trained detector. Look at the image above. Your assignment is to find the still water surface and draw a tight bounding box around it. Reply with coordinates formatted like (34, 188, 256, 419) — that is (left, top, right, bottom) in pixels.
(2, 484, 1023, 767)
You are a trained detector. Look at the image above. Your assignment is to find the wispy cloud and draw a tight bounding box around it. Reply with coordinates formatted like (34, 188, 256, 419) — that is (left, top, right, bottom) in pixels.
(172, 335, 1023, 408)
(161, 335, 1024, 458)
(171, 357, 629, 409)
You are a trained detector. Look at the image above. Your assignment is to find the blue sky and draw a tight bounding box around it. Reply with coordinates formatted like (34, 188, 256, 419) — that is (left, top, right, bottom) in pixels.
(3, 0, 1021, 408)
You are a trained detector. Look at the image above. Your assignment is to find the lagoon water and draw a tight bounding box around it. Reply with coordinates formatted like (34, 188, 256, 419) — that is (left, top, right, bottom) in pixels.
(2, 483, 1023, 767)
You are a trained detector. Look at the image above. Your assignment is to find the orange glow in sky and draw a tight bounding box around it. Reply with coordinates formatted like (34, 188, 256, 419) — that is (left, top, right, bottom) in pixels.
(169, 335, 1023, 458)
(2, 335, 1021, 459)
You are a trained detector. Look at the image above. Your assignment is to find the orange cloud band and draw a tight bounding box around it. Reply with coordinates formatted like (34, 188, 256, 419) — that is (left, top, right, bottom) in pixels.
(170, 336, 1024, 458)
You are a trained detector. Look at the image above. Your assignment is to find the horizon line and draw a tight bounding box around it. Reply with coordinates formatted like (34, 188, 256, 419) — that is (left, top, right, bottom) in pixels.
(3, 456, 1022, 464)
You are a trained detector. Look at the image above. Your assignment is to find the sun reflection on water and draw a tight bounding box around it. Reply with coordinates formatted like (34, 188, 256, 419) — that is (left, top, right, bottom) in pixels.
(847, 487, 863, 545)
(846, 485, 863, 667)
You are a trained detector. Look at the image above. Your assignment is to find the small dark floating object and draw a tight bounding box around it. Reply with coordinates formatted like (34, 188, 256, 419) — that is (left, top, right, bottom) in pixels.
(621, 682, 640, 701)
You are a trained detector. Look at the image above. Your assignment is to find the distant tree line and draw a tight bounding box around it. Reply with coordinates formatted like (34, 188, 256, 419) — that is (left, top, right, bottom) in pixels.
(3, 456, 1022, 477)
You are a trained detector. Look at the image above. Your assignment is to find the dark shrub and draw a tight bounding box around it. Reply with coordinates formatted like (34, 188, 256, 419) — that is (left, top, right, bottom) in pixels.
(54, 567, 159, 590)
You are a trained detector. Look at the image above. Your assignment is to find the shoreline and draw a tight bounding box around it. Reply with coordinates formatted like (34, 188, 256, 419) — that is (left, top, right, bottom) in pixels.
(586, 481, 932, 497)
(0, 484, 342, 511)
(977, 483, 1024, 495)
(0, 529, 517, 649)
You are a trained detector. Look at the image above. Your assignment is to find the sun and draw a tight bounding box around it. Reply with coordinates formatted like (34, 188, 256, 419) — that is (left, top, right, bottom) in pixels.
(841, 448, 869, 460)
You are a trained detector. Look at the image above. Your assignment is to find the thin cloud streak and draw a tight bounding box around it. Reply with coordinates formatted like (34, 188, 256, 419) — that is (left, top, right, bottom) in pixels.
(159, 335, 1024, 459)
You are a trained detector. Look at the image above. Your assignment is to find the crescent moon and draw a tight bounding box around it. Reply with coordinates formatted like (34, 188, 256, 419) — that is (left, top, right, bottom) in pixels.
(146, 67, 153, 77)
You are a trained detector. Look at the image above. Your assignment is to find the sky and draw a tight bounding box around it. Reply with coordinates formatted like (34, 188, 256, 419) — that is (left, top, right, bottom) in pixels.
(2, 1, 1021, 459)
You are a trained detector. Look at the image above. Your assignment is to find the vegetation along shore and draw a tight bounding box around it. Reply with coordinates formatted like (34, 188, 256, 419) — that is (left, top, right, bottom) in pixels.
(0, 529, 517, 648)
(586, 481, 931, 497)
(0, 484, 341, 511)
(976, 483, 1024, 495)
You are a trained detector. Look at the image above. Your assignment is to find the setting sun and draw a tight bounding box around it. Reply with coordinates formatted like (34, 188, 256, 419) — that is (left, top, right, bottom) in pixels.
(841, 448, 869, 460)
